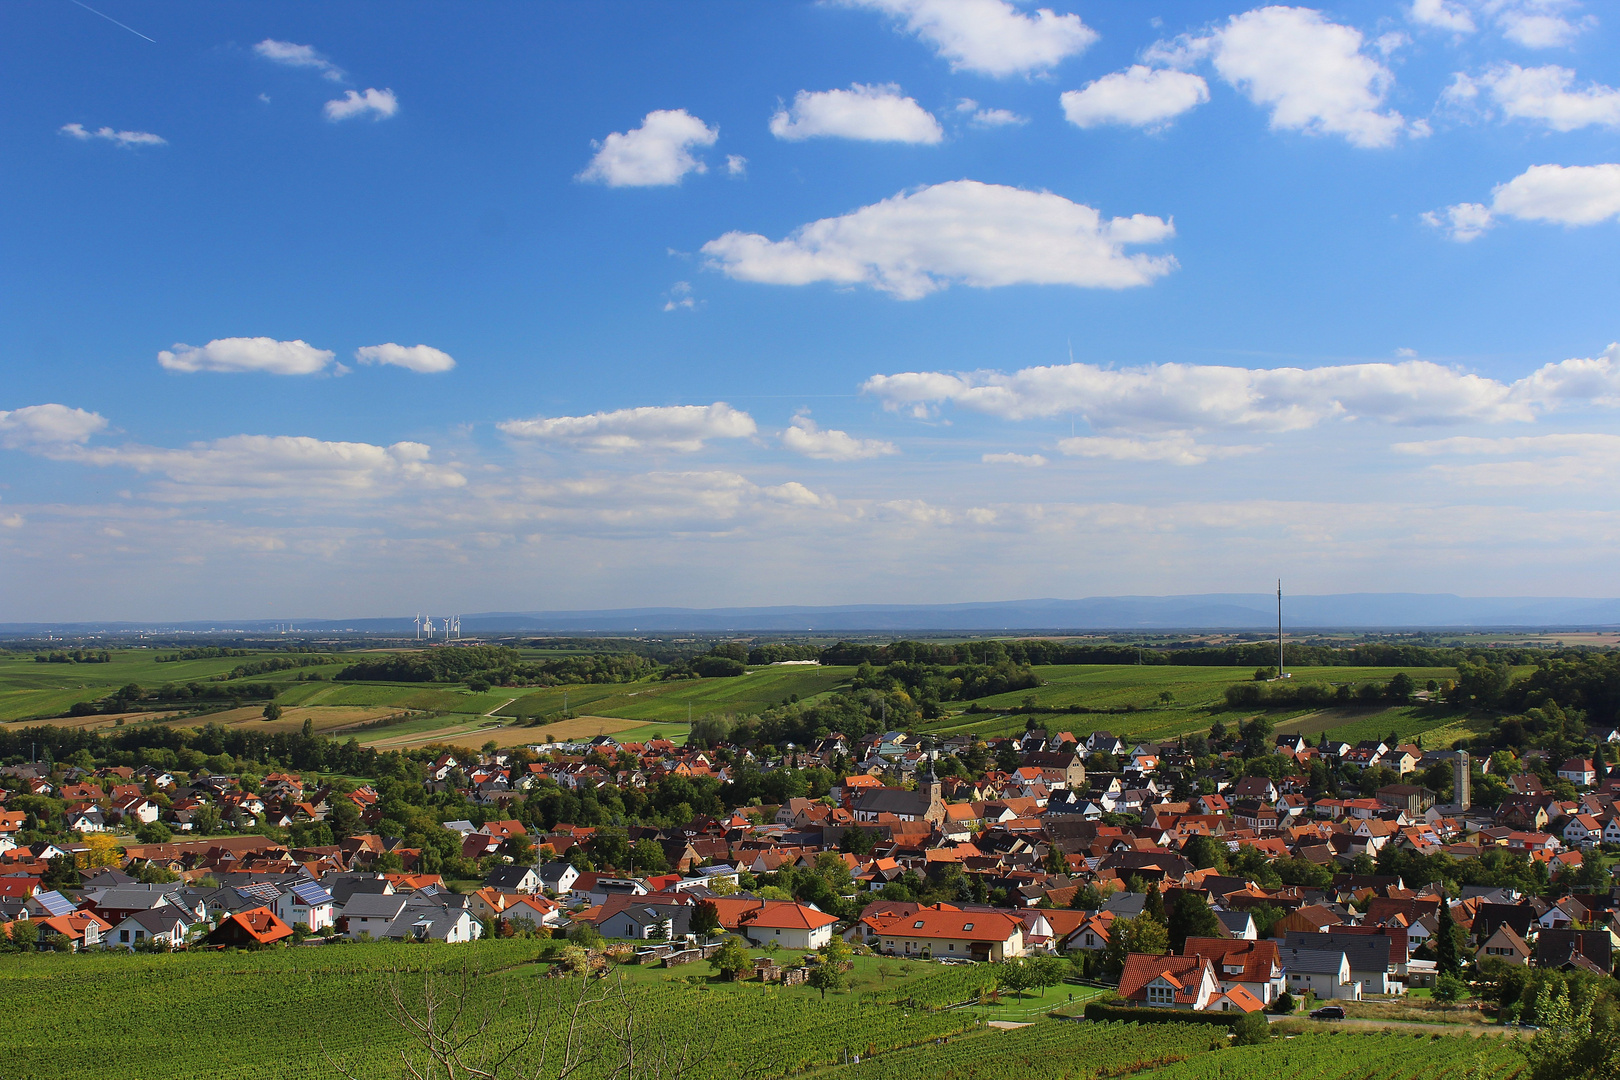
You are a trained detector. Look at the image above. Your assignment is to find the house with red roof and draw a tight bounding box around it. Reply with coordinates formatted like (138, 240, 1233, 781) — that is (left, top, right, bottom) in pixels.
(1118, 953, 1262, 1012)
(203, 906, 295, 948)
(860, 903, 1026, 962)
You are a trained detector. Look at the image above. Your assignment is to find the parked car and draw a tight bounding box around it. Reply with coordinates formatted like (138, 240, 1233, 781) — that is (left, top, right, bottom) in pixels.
(1309, 1005, 1345, 1020)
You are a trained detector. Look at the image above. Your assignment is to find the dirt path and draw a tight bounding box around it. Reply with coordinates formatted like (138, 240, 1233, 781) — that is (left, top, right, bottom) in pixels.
(485, 697, 517, 717)
(1274, 1017, 1520, 1036)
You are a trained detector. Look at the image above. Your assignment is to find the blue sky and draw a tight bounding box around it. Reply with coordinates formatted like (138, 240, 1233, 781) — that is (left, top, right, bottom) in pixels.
(3, 0, 1619, 621)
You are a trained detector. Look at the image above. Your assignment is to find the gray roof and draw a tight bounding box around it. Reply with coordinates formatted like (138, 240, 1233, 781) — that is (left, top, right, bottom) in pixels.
(123, 906, 194, 933)
(86, 887, 181, 911)
(1102, 893, 1148, 918)
(340, 893, 410, 920)
(538, 862, 576, 885)
(1216, 910, 1254, 933)
(1285, 932, 1393, 971)
(484, 865, 538, 891)
(321, 874, 393, 906)
(1282, 946, 1350, 975)
(852, 788, 931, 816)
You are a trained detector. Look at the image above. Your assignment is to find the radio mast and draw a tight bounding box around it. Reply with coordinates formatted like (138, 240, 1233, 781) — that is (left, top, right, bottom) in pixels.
(1277, 579, 1285, 678)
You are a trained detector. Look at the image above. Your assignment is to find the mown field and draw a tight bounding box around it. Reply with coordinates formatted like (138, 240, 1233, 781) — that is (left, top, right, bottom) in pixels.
(0, 943, 1525, 1080)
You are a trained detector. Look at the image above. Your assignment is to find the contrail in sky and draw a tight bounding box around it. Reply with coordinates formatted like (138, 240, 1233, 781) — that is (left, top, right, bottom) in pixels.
(68, 0, 156, 43)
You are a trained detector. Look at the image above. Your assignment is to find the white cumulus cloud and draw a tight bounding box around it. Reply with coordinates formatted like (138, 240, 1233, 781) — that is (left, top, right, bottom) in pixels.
(701, 180, 1176, 300)
(969, 106, 1027, 127)
(863, 346, 1620, 429)
(354, 343, 456, 373)
(1061, 66, 1210, 130)
(325, 88, 398, 122)
(841, 0, 1097, 77)
(1149, 5, 1413, 149)
(0, 404, 109, 449)
(59, 123, 166, 147)
(1449, 64, 1620, 132)
(1409, 0, 1477, 33)
(253, 39, 345, 80)
(158, 338, 336, 376)
(780, 416, 899, 461)
(498, 403, 757, 453)
(982, 451, 1047, 466)
(770, 84, 943, 143)
(578, 110, 718, 187)
(1426, 163, 1620, 241)
(1057, 433, 1259, 465)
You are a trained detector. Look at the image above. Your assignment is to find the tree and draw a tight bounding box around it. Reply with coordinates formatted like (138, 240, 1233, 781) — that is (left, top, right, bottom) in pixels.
(135, 820, 172, 844)
(1272, 990, 1294, 1014)
(1521, 984, 1616, 1080)
(1042, 844, 1067, 876)
(1436, 891, 1460, 978)
(1029, 955, 1066, 997)
(262, 702, 282, 723)
(77, 832, 121, 869)
(690, 900, 721, 941)
(1143, 882, 1166, 926)
(1101, 915, 1169, 978)
(1181, 834, 1227, 873)
(1434, 973, 1467, 1002)
(808, 937, 852, 999)
(995, 957, 1037, 1000)
(1166, 891, 1220, 952)
(710, 937, 752, 981)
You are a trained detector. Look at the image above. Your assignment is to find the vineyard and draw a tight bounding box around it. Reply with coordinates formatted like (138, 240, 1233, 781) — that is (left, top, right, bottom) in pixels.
(0, 946, 1529, 1080)
(842, 1020, 1220, 1080)
(1141, 1030, 1523, 1080)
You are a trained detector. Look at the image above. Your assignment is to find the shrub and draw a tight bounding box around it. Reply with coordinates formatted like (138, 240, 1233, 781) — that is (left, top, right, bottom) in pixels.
(1232, 1010, 1270, 1045)
(1271, 990, 1294, 1014)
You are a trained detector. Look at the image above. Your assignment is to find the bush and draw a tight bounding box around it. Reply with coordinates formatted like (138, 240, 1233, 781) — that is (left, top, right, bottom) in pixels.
(1232, 1010, 1270, 1045)
(1434, 974, 1467, 1002)
(1082, 1001, 1242, 1028)
(1271, 990, 1294, 1014)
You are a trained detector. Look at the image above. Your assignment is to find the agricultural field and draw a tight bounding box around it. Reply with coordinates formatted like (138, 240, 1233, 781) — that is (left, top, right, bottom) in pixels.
(0, 646, 1494, 757)
(0, 943, 1526, 1080)
(925, 664, 1477, 748)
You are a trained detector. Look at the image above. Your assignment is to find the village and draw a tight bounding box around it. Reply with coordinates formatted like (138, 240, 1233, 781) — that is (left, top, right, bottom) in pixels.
(1, 721, 1613, 1015)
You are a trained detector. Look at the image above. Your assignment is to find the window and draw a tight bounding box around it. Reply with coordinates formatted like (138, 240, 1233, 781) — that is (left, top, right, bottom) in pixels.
(962, 923, 973, 931)
(913, 921, 925, 929)
(120, 930, 129, 942)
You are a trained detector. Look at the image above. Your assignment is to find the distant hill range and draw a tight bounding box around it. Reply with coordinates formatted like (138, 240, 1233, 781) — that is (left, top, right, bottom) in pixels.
(7, 594, 1620, 635)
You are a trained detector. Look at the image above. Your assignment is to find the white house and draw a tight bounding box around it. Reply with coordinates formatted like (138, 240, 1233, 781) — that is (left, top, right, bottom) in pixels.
(110, 907, 195, 950)
(1282, 947, 1360, 1000)
(274, 881, 335, 932)
(384, 906, 482, 944)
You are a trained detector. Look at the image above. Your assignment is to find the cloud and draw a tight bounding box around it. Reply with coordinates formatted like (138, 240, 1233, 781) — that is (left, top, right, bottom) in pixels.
(354, 343, 456, 373)
(1426, 164, 1620, 240)
(842, 0, 1097, 77)
(578, 110, 718, 187)
(1408, 0, 1477, 33)
(1449, 64, 1620, 132)
(1394, 432, 1620, 486)
(1408, 1, 1593, 45)
(663, 281, 697, 312)
(158, 338, 336, 375)
(1061, 66, 1210, 129)
(863, 346, 1620, 429)
(253, 39, 344, 80)
(59, 123, 165, 147)
(0, 404, 108, 449)
(324, 88, 398, 122)
(1422, 200, 1496, 241)
(982, 451, 1047, 466)
(29, 434, 464, 500)
(770, 83, 944, 143)
(1057, 433, 1259, 465)
(497, 403, 757, 453)
(969, 107, 1027, 127)
(701, 180, 1176, 300)
(780, 416, 899, 461)
(1149, 6, 1413, 149)
(727, 154, 748, 176)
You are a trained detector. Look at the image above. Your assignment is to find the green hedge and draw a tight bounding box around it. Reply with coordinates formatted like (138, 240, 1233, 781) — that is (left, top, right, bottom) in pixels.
(1083, 1001, 1243, 1028)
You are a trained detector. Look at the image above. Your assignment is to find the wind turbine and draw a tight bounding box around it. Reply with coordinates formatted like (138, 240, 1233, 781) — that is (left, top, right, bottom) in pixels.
(414, 613, 422, 640)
